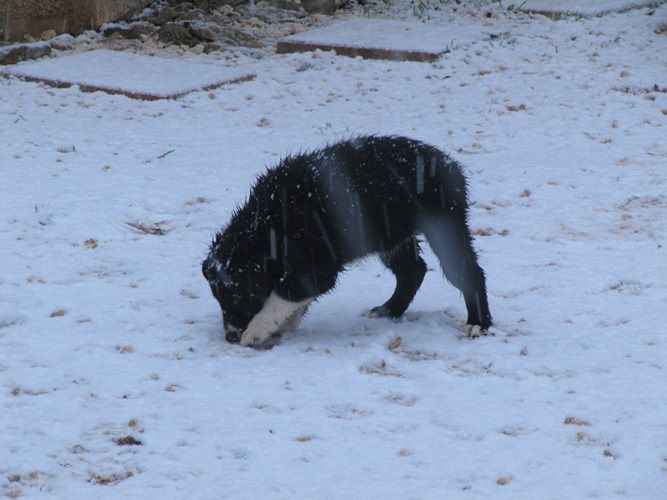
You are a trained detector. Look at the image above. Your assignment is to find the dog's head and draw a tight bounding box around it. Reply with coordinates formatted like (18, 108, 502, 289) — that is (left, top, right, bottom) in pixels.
(202, 235, 270, 343)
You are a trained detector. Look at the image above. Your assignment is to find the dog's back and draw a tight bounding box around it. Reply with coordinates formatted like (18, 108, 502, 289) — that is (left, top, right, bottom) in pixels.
(252, 135, 469, 262)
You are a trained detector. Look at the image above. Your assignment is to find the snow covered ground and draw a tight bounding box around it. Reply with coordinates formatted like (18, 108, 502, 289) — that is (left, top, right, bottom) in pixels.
(1, 2, 666, 498)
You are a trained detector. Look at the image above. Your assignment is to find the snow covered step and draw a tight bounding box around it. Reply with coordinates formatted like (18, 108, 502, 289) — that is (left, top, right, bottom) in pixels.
(518, 0, 664, 18)
(1, 50, 255, 100)
(277, 18, 484, 62)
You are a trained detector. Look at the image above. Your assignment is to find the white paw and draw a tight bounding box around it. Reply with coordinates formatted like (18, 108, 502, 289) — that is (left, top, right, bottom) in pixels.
(240, 328, 272, 347)
(464, 324, 487, 338)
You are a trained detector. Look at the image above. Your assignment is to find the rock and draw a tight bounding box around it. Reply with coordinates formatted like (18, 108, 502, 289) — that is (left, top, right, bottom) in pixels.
(158, 22, 199, 46)
(203, 41, 224, 53)
(221, 26, 264, 48)
(41, 29, 57, 41)
(24, 42, 51, 60)
(245, 16, 264, 27)
(269, 0, 309, 12)
(237, 3, 307, 23)
(0, 46, 26, 65)
(104, 22, 158, 39)
(0, 41, 51, 65)
(201, 0, 247, 10)
(301, 0, 348, 14)
(50, 34, 76, 50)
(147, 6, 179, 25)
(189, 23, 218, 42)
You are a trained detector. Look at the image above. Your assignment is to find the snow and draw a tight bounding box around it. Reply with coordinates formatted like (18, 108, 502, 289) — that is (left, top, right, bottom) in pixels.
(2, 50, 255, 99)
(2, 2, 667, 498)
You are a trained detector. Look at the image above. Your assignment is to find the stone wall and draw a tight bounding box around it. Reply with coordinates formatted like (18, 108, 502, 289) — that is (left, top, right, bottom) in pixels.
(1, 0, 153, 42)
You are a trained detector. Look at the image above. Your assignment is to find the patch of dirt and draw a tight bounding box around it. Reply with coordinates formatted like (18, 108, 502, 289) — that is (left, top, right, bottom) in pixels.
(506, 103, 526, 112)
(496, 475, 513, 486)
(499, 425, 535, 437)
(180, 289, 199, 299)
(359, 359, 403, 377)
(575, 431, 598, 444)
(394, 347, 438, 362)
(385, 394, 418, 406)
(472, 227, 509, 237)
(617, 195, 666, 210)
(607, 280, 651, 295)
(113, 435, 143, 446)
(387, 335, 402, 350)
(294, 435, 316, 442)
(2, 471, 54, 497)
(564, 416, 591, 426)
(611, 84, 667, 96)
(88, 469, 135, 485)
(327, 403, 372, 419)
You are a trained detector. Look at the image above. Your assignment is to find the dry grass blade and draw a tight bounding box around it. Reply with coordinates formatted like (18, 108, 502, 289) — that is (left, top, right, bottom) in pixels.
(360, 359, 403, 377)
(387, 336, 402, 351)
(126, 220, 171, 236)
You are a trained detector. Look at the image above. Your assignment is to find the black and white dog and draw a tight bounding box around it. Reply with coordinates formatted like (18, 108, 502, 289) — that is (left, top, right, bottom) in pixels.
(203, 136, 492, 347)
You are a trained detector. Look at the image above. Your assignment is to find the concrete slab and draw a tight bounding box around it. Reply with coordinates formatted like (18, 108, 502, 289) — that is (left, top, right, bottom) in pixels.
(277, 18, 484, 62)
(1, 50, 254, 100)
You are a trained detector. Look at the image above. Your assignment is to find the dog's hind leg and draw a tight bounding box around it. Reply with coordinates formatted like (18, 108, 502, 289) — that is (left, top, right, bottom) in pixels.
(369, 237, 427, 318)
(421, 213, 492, 335)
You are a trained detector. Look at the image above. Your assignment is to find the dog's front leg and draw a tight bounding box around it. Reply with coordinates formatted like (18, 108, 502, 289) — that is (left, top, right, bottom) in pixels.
(240, 291, 312, 347)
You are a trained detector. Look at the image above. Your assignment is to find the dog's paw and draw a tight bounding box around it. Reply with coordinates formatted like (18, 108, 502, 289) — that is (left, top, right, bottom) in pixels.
(464, 324, 489, 338)
(366, 305, 390, 318)
(240, 328, 273, 347)
(367, 305, 404, 319)
(244, 333, 282, 350)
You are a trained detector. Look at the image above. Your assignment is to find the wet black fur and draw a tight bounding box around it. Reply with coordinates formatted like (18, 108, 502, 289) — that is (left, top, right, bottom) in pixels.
(203, 135, 492, 341)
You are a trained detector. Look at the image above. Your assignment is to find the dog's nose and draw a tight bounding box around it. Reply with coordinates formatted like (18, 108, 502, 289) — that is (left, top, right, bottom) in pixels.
(225, 331, 240, 343)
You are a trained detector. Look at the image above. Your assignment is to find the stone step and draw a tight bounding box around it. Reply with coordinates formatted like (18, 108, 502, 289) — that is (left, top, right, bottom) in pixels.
(1, 49, 254, 100)
(277, 18, 484, 62)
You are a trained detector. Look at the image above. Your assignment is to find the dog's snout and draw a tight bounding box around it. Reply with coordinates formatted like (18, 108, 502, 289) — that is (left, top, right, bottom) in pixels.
(225, 330, 240, 343)
(223, 318, 242, 344)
